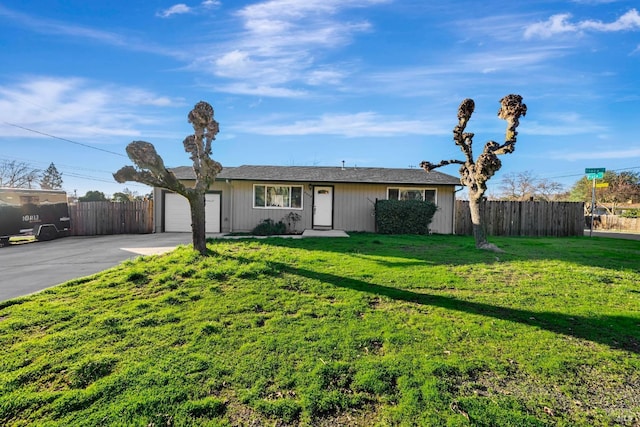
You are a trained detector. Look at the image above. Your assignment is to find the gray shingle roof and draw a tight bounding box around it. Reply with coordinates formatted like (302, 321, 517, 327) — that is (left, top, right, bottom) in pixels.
(171, 165, 461, 186)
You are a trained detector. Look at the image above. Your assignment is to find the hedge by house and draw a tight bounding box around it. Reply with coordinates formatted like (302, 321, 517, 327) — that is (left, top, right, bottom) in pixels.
(375, 199, 437, 234)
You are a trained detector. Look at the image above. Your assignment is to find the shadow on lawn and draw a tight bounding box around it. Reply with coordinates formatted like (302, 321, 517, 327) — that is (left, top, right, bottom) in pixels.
(281, 263, 640, 355)
(247, 233, 640, 271)
(208, 236, 640, 354)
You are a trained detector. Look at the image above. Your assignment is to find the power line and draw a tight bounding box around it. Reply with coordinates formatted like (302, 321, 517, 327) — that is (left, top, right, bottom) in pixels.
(2, 122, 127, 157)
(63, 171, 148, 188)
(540, 166, 640, 181)
(0, 154, 118, 175)
(0, 155, 148, 189)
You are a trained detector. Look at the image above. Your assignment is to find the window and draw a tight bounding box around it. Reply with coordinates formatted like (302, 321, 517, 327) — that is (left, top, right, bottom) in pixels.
(387, 187, 437, 204)
(254, 185, 303, 209)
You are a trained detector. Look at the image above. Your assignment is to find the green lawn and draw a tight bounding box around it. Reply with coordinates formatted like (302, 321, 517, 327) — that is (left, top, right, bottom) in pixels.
(1, 234, 639, 426)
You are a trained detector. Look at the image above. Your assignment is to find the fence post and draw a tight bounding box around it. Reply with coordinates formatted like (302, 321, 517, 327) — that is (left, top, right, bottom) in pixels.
(453, 201, 585, 237)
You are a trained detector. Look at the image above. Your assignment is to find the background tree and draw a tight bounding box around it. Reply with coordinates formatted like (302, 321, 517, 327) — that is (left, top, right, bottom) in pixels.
(498, 170, 537, 201)
(79, 190, 108, 202)
(569, 171, 640, 213)
(498, 170, 563, 201)
(420, 95, 527, 251)
(112, 187, 145, 202)
(114, 101, 222, 255)
(40, 162, 64, 190)
(0, 160, 40, 188)
(536, 178, 565, 201)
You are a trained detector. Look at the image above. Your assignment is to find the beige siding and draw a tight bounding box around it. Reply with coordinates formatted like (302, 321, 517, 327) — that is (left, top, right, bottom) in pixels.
(228, 181, 312, 233)
(156, 180, 456, 234)
(331, 183, 454, 234)
(227, 181, 455, 234)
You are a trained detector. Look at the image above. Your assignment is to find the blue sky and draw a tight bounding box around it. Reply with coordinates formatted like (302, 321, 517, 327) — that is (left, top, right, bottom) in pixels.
(1, 0, 639, 197)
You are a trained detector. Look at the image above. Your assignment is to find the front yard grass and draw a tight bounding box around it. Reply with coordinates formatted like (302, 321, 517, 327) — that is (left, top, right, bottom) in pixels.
(0, 233, 639, 426)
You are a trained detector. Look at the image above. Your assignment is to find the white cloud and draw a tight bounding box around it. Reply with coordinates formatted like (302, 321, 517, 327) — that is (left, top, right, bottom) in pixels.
(234, 112, 449, 137)
(570, 0, 618, 4)
(0, 4, 126, 45)
(524, 14, 577, 39)
(214, 50, 254, 77)
(197, 0, 388, 97)
(201, 0, 221, 8)
(580, 9, 640, 31)
(0, 76, 182, 140)
(525, 112, 607, 136)
(306, 69, 345, 86)
(157, 4, 192, 18)
(549, 147, 640, 161)
(215, 83, 307, 98)
(525, 8, 640, 39)
(0, 5, 185, 58)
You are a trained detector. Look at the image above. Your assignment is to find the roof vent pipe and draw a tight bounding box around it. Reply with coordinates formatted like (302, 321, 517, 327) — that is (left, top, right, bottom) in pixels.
(341, 160, 345, 170)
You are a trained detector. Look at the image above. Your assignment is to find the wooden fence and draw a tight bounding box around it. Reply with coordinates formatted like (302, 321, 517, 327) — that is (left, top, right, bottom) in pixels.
(593, 215, 640, 232)
(455, 200, 585, 237)
(69, 201, 153, 236)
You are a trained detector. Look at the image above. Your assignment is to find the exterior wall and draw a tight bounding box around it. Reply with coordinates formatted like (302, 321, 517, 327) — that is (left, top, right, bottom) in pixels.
(227, 181, 456, 234)
(227, 181, 312, 233)
(155, 180, 457, 234)
(332, 183, 454, 234)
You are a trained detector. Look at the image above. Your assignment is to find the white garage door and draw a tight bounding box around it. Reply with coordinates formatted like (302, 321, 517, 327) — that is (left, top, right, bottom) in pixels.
(164, 193, 221, 233)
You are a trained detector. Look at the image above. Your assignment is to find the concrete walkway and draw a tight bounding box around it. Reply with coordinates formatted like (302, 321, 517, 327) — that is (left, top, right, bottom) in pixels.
(301, 229, 349, 238)
(205, 229, 350, 240)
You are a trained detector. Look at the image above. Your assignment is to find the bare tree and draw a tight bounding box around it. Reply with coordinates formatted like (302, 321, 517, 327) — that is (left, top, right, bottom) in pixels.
(0, 160, 40, 188)
(420, 95, 527, 251)
(114, 101, 222, 255)
(535, 178, 564, 201)
(499, 171, 564, 201)
(499, 171, 537, 201)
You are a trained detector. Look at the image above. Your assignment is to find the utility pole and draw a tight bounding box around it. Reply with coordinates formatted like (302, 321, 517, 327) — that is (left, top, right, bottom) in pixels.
(585, 168, 605, 237)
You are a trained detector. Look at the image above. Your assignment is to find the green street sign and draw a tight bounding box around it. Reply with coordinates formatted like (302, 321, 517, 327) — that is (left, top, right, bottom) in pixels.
(585, 168, 605, 180)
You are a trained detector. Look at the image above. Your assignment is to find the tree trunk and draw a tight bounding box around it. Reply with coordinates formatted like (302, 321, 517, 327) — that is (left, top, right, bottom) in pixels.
(468, 194, 488, 248)
(469, 193, 504, 253)
(188, 192, 207, 255)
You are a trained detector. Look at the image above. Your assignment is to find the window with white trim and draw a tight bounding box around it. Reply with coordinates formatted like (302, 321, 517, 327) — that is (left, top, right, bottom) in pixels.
(387, 187, 437, 204)
(254, 185, 303, 209)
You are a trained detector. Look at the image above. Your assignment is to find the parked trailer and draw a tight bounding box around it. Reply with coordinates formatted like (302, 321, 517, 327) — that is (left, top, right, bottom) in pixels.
(0, 188, 71, 247)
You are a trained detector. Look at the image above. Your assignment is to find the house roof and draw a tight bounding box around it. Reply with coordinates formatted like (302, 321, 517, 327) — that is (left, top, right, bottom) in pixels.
(170, 165, 461, 186)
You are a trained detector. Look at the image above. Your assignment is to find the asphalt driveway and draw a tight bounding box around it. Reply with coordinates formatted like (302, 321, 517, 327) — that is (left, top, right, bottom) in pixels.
(0, 233, 193, 302)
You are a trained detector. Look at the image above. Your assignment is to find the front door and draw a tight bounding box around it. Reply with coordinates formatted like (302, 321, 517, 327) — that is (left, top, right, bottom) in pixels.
(313, 186, 333, 228)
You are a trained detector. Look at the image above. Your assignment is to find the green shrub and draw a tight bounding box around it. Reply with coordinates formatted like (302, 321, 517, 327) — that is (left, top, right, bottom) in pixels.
(251, 219, 287, 236)
(620, 208, 640, 218)
(375, 199, 437, 234)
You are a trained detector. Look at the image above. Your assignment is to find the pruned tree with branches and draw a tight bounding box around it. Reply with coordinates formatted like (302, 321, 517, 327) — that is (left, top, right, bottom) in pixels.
(420, 95, 527, 251)
(114, 101, 222, 255)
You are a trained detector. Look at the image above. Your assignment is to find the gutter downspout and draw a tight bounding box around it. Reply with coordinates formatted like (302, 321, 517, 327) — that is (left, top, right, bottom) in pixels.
(228, 180, 234, 233)
(453, 185, 464, 235)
